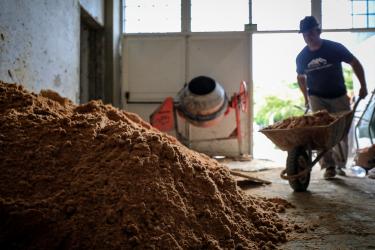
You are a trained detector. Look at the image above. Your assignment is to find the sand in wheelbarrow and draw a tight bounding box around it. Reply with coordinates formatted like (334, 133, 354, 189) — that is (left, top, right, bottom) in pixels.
(0, 81, 295, 249)
(266, 110, 336, 130)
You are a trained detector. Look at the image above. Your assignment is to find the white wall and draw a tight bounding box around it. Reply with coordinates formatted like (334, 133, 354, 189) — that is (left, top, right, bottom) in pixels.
(0, 0, 108, 103)
(357, 35, 375, 91)
(0, 0, 80, 102)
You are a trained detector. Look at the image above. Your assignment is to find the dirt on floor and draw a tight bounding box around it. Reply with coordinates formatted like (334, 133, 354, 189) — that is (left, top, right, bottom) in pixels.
(0, 81, 304, 250)
(225, 159, 375, 249)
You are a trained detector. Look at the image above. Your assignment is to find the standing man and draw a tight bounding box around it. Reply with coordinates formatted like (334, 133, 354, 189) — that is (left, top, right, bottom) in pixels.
(296, 16, 368, 179)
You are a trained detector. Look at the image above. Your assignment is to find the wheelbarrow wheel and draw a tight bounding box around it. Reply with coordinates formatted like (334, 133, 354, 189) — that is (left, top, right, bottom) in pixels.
(286, 147, 310, 192)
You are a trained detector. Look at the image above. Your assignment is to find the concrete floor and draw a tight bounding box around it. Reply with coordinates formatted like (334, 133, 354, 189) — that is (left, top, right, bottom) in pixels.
(224, 159, 375, 249)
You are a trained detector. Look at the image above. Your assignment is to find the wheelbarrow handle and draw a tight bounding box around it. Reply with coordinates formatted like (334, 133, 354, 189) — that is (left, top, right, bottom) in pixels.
(304, 104, 310, 114)
(341, 96, 362, 141)
(352, 96, 362, 113)
(304, 96, 362, 114)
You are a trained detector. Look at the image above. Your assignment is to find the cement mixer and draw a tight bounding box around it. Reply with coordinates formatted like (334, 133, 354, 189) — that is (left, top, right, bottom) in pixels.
(150, 76, 249, 154)
(176, 76, 229, 127)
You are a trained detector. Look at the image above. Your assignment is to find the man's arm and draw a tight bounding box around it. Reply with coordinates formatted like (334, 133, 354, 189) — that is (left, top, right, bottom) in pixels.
(297, 74, 309, 107)
(349, 57, 368, 99)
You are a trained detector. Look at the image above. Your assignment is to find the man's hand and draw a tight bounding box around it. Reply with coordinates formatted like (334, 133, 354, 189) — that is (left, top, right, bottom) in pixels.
(350, 57, 368, 99)
(359, 86, 368, 99)
(297, 74, 309, 107)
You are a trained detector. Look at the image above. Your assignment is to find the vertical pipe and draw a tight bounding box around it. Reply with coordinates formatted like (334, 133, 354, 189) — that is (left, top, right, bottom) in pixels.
(248, 33, 253, 157)
(181, 0, 191, 33)
(182, 0, 191, 141)
(311, 0, 322, 26)
(249, 0, 252, 24)
(248, 0, 253, 157)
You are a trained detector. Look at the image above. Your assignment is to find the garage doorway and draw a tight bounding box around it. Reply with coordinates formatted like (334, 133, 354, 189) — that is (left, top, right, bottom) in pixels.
(80, 8, 105, 104)
(252, 33, 306, 163)
(252, 31, 375, 163)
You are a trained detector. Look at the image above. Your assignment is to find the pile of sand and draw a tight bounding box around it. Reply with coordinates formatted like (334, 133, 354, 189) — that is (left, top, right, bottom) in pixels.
(265, 110, 336, 130)
(0, 81, 292, 249)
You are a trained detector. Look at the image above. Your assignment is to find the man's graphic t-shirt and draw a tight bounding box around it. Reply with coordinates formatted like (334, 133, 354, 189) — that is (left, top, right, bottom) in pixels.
(296, 39, 354, 98)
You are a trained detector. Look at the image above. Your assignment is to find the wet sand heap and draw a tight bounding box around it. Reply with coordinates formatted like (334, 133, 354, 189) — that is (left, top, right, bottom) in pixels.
(0, 81, 290, 249)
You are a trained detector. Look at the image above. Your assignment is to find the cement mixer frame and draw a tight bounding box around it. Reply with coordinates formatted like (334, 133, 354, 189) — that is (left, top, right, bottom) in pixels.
(150, 79, 249, 157)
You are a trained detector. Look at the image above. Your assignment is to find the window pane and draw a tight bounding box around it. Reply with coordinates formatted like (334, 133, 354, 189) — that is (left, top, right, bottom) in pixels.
(123, 0, 181, 33)
(322, 0, 352, 29)
(370, 15, 375, 27)
(323, 0, 375, 29)
(252, 0, 311, 31)
(370, 1, 375, 12)
(353, 14, 368, 28)
(191, 0, 248, 32)
(353, 1, 367, 14)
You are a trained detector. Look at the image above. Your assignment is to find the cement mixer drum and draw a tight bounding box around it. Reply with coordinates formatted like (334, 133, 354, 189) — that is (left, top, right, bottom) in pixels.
(176, 76, 228, 127)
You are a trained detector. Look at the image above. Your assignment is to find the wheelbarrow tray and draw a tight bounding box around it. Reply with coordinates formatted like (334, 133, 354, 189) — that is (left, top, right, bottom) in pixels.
(260, 111, 353, 151)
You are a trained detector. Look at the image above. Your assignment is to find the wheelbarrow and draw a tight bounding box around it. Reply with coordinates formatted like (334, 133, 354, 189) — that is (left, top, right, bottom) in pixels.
(260, 98, 361, 192)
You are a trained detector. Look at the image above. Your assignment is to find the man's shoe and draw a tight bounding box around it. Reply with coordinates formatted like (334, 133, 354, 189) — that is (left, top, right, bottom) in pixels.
(368, 168, 375, 179)
(324, 167, 336, 179)
(336, 167, 346, 176)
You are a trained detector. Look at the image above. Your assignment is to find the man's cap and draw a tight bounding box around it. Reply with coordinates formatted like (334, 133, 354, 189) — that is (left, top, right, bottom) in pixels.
(299, 16, 320, 33)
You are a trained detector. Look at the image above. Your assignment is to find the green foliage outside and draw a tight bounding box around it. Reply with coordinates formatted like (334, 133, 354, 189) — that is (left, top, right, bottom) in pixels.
(343, 67, 353, 92)
(255, 68, 353, 127)
(255, 95, 304, 127)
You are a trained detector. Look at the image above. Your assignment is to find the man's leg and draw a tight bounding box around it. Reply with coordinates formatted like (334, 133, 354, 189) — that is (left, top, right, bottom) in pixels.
(329, 95, 351, 176)
(333, 136, 349, 176)
(308, 95, 337, 178)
